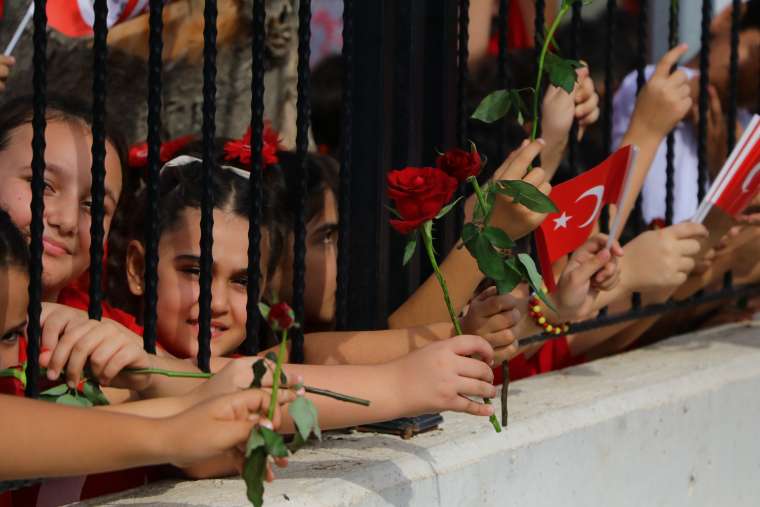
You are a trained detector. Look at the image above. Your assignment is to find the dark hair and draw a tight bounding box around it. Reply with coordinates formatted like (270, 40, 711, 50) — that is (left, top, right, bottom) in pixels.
(743, 0, 760, 30)
(311, 54, 344, 156)
(0, 94, 129, 173)
(0, 208, 29, 272)
(274, 150, 339, 227)
(106, 155, 288, 315)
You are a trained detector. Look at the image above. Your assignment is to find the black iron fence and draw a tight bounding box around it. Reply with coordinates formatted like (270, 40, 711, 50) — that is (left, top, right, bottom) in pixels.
(15, 0, 760, 399)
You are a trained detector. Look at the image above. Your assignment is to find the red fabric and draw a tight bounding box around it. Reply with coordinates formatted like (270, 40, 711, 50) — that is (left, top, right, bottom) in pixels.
(535, 146, 633, 290)
(493, 337, 586, 384)
(714, 120, 760, 216)
(58, 284, 143, 336)
(46, 0, 94, 37)
(487, 0, 532, 55)
(0, 492, 11, 507)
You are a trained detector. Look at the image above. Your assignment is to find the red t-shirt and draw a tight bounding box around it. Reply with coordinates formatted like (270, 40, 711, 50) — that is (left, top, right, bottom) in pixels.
(57, 285, 144, 336)
(487, 0, 533, 56)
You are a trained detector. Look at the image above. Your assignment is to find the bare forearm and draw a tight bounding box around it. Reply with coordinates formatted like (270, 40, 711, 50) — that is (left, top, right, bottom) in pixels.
(0, 395, 166, 480)
(135, 355, 208, 399)
(304, 323, 455, 365)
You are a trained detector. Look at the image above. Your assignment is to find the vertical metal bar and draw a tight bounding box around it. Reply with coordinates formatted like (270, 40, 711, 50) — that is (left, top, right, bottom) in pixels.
(568, 0, 582, 176)
(291, 0, 311, 362)
(603, 0, 615, 157)
(497, 0, 510, 165)
(457, 0, 470, 149)
(533, 0, 545, 139)
(143, 0, 164, 355)
(243, 0, 266, 355)
(696, 0, 712, 204)
(347, 0, 391, 330)
(88, 0, 108, 321)
(25, 0, 47, 398)
(724, 0, 740, 290)
(335, 0, 354, 331)
(664, 0, 679, 226)
(198, 0, 218, 372)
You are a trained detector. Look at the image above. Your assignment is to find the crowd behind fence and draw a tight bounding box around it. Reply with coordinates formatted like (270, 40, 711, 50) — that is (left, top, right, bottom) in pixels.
(14, 0, 760, 400)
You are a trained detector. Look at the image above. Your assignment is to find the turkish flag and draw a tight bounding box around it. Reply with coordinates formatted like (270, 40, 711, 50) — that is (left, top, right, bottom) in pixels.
(46, 0, 150, 37)
(535, 145, 634, 290)
(713, 116, 760, 217)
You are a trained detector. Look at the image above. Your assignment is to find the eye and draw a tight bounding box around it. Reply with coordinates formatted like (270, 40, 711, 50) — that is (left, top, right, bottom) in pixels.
(179, 266, 201, 278)
(232, 276, 249, 288)
(0, 331, 22, 345)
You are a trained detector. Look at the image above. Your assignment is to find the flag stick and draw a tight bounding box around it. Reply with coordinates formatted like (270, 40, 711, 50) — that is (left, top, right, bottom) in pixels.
(4, 2, 34, 57)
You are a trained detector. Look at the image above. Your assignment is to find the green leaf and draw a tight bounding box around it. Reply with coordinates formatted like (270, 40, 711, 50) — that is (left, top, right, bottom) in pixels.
(435, 196, 464, 220)
(56, 393, 91, 407)
(496, 259, 524, 294)
(471, 90, 513, 123)
(261, 427, 289, 458)
(245, 427, 266, 458)
(402, 235, 417, 266)
(516, 253, 556, 312)
(265, 351, 277, 363)
(288, 431, 307, 453)
(543, 53, 583, 93)
(251, 359, 267, 388)
(258, 302, 271, 320)
(260, 353, 287, 385)
(41, 384, 70, 396)
(82, 381, 110, 406)
(494, 180, 558, 213)
(462, 223, 479, 245)
(482, 226, 515, 249)
(471, 234, 507, 281)
(243, 447, 268, 507)
(289, 396, 321, 442)
(510, 90, 529, 125)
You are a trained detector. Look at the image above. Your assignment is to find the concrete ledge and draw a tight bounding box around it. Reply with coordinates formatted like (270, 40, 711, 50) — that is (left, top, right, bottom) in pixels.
(77, 322, 760, 507)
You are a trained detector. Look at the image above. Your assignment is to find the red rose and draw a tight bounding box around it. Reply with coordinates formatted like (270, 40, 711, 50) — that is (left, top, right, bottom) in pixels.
(268, 302, 296, 332)
(387, 167, 458, 234)
(436, 148, 482, 182)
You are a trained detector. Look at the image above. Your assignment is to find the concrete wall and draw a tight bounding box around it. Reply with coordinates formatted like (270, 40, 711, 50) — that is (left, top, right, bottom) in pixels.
(77, 322, 760, 507)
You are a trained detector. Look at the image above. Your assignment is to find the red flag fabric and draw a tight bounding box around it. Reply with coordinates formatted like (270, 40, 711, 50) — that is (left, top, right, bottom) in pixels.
(46, 0, 151, 37)
(713, 117, 760, 217)
(536, 145, 634, 290)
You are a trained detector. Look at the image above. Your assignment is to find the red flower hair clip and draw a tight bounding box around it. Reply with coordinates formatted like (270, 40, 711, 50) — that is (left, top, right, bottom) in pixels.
(223, 123, 282, 167)
(129, 134, 197, 169)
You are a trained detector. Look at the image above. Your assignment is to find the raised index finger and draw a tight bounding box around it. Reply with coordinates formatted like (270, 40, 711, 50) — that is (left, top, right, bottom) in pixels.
(653, 43, 689, 79)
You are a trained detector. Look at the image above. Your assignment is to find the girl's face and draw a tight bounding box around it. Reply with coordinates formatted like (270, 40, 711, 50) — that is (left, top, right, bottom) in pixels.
(273, 189, 339, 329)
(0, 121, 123, 301)
(128, 207, 268, 359)
(0, 267, 28, 369)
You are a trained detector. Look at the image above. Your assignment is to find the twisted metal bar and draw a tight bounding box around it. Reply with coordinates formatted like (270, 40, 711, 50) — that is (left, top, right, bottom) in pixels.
(568, 0, 582, 176)
(457, 0, 470, 148)
(602, 0, 615, 157)
(88, 0, 108, 321)
(696, 0, 712, 204)
(335, 0, 354, 330)
(243, 0, 266, 355)
(291, 0, 312, 363)
(664, 0, 679, 226)
(497, 0, 509, 164)
(25, 0, 48, 398)
(198, 0, 218, 372)
(143, 0, 164, 354)
(533, 0, 545, 138)
(635, 0, 648, 95)
(724, 0, 741, 291)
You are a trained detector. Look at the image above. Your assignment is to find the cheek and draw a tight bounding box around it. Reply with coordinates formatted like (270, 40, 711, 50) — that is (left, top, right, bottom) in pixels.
(0, 183, 32, 231)
(0, 342, 19, 369)
(229, 291, 248, 328)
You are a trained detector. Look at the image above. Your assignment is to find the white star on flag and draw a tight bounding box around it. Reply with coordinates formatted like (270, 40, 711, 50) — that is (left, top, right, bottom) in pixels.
(553, 212, 572, 230)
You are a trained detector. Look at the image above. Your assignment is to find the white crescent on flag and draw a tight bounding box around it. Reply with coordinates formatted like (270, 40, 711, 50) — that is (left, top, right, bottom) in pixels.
(741, 162, 760, 193)
(574, 185, 605, 228)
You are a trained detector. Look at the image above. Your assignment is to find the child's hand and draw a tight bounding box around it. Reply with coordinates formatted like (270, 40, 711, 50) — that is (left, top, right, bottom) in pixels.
(687, 83, 727, 177)
(629, 44, 692, 139)
(541, 66, 599, 143)
(164, 389, 295, 471)
(553, 235, 624, 321)
(189, 357, 274, 404)
(39, 304, 152, 390)
(394, 335, 497, 417)
(0, 56, 15, 93)
(461, 286, 521, 363)
(621, 222, 708, 292)
(486, 139, 552, 239)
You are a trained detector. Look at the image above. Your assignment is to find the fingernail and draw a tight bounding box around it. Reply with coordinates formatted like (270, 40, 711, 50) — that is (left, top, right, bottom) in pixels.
(485, 405, 495, 416)
(296, 387, 306, 397)
(67, 381, 76, 389)
(47, 369, 57, 380)
(537, 138, 546, 145)
(260, 419, 273, 430)
(40, 347, 50, 354)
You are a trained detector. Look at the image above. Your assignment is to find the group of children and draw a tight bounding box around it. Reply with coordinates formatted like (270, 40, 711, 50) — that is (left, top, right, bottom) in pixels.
(0, 1, 758, 505)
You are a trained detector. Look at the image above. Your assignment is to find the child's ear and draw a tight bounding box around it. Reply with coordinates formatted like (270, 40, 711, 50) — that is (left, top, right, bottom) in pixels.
(126, 240, 146, 296)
